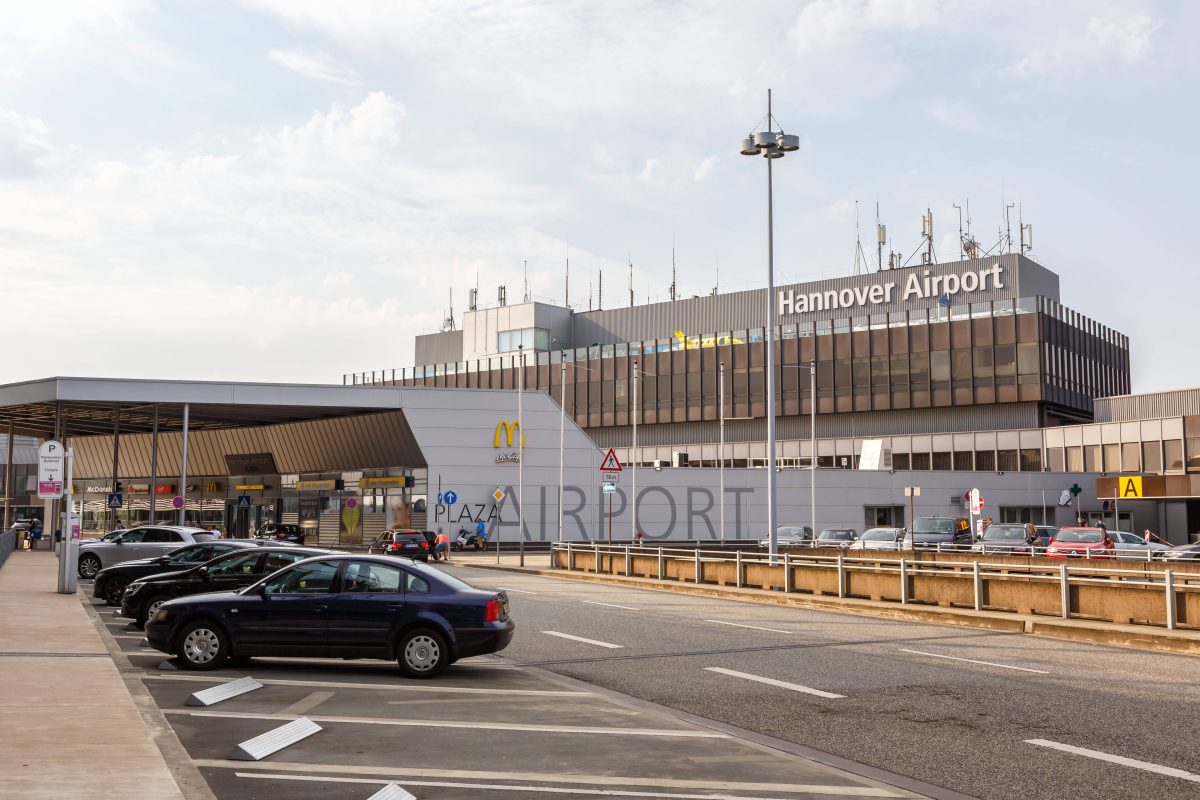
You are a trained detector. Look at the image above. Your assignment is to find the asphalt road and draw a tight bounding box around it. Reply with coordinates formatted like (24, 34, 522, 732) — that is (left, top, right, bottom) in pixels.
(446, 562, 1200, 800)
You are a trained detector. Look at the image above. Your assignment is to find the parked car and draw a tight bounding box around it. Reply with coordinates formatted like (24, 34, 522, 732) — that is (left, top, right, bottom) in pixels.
(369, 529, 432, 561)
(1111, 531, 1170, 559)
(77, 527, 217, 579)
(145, 554, 515, 677)
(758, 525, 814, 549)
(814, 528, 858, 548)
(1162, 543, 1200, 561)
(93, 540, 261, 605)
(1033, 526, 1058, 548)
(257, 523, 308, 545)
(906, 516, 972, 549)
(1045, 527, 1114, 559)
(972, 523, 1040, 555)
(121, 545, 337, 626)
(848, 527, 904, 551)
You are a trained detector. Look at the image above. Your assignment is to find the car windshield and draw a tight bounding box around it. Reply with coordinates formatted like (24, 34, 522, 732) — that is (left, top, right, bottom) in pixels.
(396, 534, 425, 543)
(861, 529, 897, 541)
(912, 518, 955, 534)
(983, 526, 1026, 541)
(166, 545, 206, 563)
(777, 527, 808, 538)
(273, 525, 301, 534)
(818, 530, 852, 540)
(1054, 529, 1104, 544)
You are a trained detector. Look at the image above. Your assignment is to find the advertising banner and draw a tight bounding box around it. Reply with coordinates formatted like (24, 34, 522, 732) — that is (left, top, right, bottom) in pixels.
(339, 496, 362, 545)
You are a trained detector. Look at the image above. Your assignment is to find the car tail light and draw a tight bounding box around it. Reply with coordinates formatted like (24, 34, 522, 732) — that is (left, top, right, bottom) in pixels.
(389, 543, 400, 551)
(420, 541, 429, 549)
(484, 598, 500, 623)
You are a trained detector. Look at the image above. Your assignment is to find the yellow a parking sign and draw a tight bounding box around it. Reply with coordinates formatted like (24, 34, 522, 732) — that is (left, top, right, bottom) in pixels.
(1118, 476, 1142, 498)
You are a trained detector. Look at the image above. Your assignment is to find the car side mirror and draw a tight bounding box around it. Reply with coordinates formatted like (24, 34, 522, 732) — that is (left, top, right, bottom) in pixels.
(197, 566, 209, 580)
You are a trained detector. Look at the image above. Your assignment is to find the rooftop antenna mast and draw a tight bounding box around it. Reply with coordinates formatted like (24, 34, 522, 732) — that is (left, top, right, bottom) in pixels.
(442, 288, 455, 331)
(523, 260, 530, 303)
(468, 273, 479, 311)
(1019, 203, 1033, 255)
(565, 256, 570, 308)
(598, 267, 603, 310)
(875, 202, 886, 271)
(920, 207, 935, 264)
(952, 203, 964, 259)
(628, 254, 634, 307)
(669, 247, 677, 302)
(852, 200, 869, 275)
(1004, 202, 1015, 254)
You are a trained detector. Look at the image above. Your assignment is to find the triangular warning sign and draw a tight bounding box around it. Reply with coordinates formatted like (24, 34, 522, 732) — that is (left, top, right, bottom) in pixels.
(599, 448, 623, 472)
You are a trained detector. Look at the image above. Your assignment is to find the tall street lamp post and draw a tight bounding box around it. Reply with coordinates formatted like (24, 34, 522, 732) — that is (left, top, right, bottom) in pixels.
(517, 345, 525, 567)
(556, 349, 592, 543)
(631, 360, 656, 541)
(739, 88, 799, 559)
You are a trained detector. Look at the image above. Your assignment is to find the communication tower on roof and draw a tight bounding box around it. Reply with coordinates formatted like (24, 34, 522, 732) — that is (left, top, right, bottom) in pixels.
(852, 200, 869, 276)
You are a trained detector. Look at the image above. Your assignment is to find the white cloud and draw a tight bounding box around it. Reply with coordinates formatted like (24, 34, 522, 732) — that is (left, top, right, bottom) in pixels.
(637, 159, 659, 184)
(1086, 13, 1159, 63)
(267, 47, 358, 85)
(0, 2, 149, 77)
(0, 108, 58, 176)
(789, 0, 943, 58)
(693, 156, 717, 182)
(1006, 10, 1161, 79)
(927, 97, 1018, 140)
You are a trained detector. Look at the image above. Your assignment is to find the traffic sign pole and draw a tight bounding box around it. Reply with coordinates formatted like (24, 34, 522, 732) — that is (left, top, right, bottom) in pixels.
(57, 448, 77, 594)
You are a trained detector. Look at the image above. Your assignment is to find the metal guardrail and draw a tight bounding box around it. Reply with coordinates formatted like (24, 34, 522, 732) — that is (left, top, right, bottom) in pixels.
(553, 543, 1200, 632)
(0, 529, 16, 571)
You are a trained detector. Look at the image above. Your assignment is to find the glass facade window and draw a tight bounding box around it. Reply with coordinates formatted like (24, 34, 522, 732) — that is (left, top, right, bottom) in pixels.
(1164, 439, 1183, 471)
(1020, 449, 1042, 472)
(1187, 438, 1200, 471)
(1142, 441, 1162, 473)
(998, 450, 1019, 472)
(892, 453, 910, 470)
(1103, 443, 1120, 472)
(932, 451, 952, 470)
(1066, 446, 1083, 472)
(1122, 442, 1140, 472)
(975, 450, 996, 471)
(497, 328, 550, 352)
(1083, 445, 1101, 473)
(954, 451, 974, 471)
(1047, 447, 1065, 472)
(910, 452, 931, 470)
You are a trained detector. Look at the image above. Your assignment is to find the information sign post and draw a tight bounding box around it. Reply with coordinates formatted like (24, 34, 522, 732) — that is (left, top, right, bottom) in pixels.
(57, 447, 77, 594)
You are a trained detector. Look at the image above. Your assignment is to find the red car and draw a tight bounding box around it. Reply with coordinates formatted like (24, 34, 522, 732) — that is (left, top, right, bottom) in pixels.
(1045, 527, 1114, 559)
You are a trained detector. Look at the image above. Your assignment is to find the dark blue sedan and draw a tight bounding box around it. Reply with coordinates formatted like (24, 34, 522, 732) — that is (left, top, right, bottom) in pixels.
(145, 554, 514, 678)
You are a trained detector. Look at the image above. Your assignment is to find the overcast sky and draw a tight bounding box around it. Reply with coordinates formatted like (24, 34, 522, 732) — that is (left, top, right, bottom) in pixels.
(2, 1, 1196, 392)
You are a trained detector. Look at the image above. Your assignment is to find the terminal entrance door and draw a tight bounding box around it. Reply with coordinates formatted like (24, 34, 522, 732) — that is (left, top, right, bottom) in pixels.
(227, 501, 275, 538)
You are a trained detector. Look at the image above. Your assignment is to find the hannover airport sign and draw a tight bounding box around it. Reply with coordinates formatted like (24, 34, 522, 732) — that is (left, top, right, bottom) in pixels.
(778, 264, 1006, 316)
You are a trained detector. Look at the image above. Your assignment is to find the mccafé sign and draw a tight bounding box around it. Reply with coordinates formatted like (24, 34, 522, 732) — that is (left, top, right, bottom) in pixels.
(494, 420, 524, 464)
(778, 265, 1006, 316)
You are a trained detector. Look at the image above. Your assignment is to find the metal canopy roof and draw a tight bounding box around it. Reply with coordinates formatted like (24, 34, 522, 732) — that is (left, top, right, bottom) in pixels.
(0, 377, 406, 439)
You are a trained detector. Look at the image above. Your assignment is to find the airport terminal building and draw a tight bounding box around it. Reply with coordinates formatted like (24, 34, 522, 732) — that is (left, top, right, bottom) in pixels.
(5, 255, 1198, 544)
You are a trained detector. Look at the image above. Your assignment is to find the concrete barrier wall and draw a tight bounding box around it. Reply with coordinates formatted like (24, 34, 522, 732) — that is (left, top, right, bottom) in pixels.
(553, 545, 1200, 631)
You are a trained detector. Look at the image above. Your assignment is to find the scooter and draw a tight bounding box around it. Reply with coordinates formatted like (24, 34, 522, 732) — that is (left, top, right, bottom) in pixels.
(452, 528, 487, 551)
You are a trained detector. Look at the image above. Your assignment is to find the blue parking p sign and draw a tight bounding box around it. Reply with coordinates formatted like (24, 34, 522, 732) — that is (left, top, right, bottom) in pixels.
(106, 493, 123, 509)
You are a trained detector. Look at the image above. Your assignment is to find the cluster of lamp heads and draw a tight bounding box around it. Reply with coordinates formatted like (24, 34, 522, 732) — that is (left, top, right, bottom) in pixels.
(739, 130, 799, 158)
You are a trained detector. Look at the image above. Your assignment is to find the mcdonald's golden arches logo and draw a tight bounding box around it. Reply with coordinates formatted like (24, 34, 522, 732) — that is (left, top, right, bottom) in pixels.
(494, 420, 525, 448)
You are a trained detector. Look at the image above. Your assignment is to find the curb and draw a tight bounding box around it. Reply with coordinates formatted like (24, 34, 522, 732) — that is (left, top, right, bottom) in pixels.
(457, 561, 1200, 656)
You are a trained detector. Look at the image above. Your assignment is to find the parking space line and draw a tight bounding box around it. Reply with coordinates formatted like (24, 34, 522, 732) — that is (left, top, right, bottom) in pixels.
(1025, 739, 1200, 783)
(171, 709, 725, 738)
(277, 691, 336, 716)
(194, 759, 909, 796)
(705, 619, 791, 634)
(899, 649, 1049, 674)
(145, 674, 589, 696)
(582, 600, 640, 611)
(233, 770, 907, 797)
(704, 668, 845, 700)
(542, 631, 623, 649)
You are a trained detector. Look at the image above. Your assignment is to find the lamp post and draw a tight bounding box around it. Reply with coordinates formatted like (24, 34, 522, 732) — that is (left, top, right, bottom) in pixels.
(739, 88, 799, 559)
(631, 360, 656, 542)
(783, 362, 818, 540)
(517, 345, 524, 567)
(555, 346, 593, 543)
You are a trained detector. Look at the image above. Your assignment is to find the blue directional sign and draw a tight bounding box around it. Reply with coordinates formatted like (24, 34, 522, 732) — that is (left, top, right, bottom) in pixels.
(237, 495, 252, 509)
(602, 482, 617, 494)
(106, 493, 123, 509)
(443, 490, 458, 505)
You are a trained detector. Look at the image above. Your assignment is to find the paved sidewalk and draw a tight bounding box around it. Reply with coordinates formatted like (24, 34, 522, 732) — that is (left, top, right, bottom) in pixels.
(0, 550, 185, 799)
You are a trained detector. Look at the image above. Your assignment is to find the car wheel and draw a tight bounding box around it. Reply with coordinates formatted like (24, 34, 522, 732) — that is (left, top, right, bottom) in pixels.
(103, 576, 129, 606)
(397, 628, 448, 679)
(78, 554, 102, 579)
(176, 621, 230, 671)
(142, 594, 173, 627)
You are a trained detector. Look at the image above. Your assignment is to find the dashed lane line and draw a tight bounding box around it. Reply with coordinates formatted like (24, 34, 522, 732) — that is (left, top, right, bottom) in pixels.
(542, 630, 624, 649)
(1025, 739, 1200, 784)
(899, 649, 1049, 674)
(582, 600, 641, 611)
(233, 770, 910, 797)
(704, 667, 845, 700)
(706, 619, 792, 634)
(169, 709, 727, 738)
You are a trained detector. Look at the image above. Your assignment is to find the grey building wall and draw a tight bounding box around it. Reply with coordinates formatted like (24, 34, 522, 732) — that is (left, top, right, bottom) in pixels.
(1095, 388, 1200, 422)
(415, 330, 463, 367)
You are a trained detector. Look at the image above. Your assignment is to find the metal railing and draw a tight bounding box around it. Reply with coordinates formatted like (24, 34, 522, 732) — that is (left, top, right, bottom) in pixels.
(748, 540, 1173, 562)
(553, 542, 1200, 632)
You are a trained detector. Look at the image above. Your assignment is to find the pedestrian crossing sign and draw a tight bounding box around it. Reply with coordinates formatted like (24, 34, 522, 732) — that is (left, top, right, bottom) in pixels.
(599, 448, 623, 472)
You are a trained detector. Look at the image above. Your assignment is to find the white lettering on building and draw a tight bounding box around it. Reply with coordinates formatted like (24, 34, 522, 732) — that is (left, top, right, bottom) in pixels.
(779, 265, 1005, 316)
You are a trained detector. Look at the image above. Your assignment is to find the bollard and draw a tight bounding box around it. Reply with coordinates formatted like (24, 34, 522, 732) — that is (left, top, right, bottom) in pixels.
(972, 560, 982, 611)
(566, 542, 573, 571)
(625, 545, 631, 577)
(899, 558, 909, 604)
(735, 549, 743, 588)
(1059, 563, 1070, 619)
(594, 543, 600, 574)
(783, 552, 792, 593)
(657, 547, 664, 580)
(695, 549, 702, 584)
(1165, 569, 1177, 630)
(837, 555, 845, 598)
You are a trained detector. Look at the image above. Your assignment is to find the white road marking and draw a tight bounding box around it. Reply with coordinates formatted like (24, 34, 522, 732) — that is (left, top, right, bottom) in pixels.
(498, 587, 539, 594)
(171, 709, 724, 738)
(234, 770, 906, 797)
(704, 667, 845, 700)
(1025, 739, 1200, 783)
(197, 759, 908, 796)
(277, 691, 336, 716)
(706, 619, 791, 634)
(145, 675, 588, 696)
(899, 649, 1049, 674)
(582, 600, 640, 611)
(542, 630, 624, 649)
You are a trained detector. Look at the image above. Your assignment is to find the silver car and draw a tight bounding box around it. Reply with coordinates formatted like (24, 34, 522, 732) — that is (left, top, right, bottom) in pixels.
(1112, 531, 1170, 559)
(759, 525, 814, 549)
(849, 527, 904, 551)
(77, 526, 216, 579)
